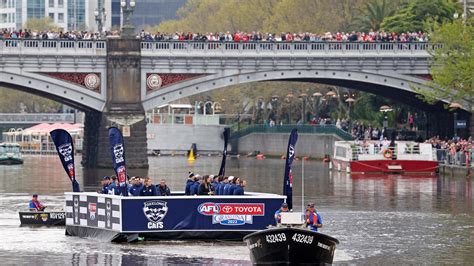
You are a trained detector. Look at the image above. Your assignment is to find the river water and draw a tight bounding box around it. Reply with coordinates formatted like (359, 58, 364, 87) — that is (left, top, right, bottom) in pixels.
(0, 155, 473, 265)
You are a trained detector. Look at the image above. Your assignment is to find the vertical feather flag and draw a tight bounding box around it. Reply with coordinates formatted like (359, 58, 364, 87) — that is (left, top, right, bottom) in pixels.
(50, 129, 80, 192)
(218, 128, 230, 176)
(283, 129, 298, 210)
(108, 127, 128, 196)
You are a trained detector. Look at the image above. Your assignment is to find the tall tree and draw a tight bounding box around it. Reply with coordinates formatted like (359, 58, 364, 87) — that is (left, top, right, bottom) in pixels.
(24, 17, 60, 32)
(415, 19, 474, 110)
(381, 0, 459, 33)
(350, 0, 397, 31)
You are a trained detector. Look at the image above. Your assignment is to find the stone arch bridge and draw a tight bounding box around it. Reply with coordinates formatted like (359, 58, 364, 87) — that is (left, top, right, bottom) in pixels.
(0, 38, 462, 168)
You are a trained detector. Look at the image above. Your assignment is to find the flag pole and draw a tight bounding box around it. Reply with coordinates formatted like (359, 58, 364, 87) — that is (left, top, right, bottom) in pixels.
(302, 158, 304, 213)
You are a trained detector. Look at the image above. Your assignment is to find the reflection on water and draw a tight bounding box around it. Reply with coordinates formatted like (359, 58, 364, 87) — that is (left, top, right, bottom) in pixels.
(0, 155, 473, 264)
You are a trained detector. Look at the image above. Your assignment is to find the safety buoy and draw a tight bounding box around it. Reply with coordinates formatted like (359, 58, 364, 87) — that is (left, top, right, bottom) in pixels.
(383, 149, 393, 159)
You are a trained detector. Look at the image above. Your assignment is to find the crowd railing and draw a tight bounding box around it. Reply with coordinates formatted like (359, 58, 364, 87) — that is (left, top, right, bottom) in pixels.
(0, 39, 441, 56)
(140, 41, 441, 55)
(436, 148, 474, 167)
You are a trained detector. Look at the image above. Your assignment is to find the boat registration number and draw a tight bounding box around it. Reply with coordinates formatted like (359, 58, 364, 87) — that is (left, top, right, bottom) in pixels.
(292, 233, 314, 244)
(266, 233, 286, 243)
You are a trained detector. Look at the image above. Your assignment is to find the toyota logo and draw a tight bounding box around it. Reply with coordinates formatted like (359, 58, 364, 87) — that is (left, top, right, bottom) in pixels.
(222, 206, 233, 213)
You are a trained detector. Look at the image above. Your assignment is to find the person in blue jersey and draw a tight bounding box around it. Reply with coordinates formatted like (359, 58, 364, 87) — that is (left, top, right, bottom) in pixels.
(211, 175, 219, 194)
(29, 194, 46, 211)
(100, 176, 111, 194)
(274, 202, 289, 224)
(107, 176, 118, 195)
(233, 179, 246, 195)
(185, 172, 195, 195)
(129, 176, 143, 196)
(140, 177, 158, 196)
(214, 176, 224, 195)
(305, 203, 323, 232)
(191, 175, 201, 195)
(223, 176, 234, 195)
(157, 178, 171, 196)
(218, 176, 228, 195)
(228, 177, 240, 195)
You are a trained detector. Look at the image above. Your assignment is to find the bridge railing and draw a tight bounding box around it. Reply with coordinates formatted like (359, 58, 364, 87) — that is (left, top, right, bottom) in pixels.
(141, 41, 441, 56)
(231, 124, 354, 140)
(0, 113, 76, 124)
(0, 39, 107, 56)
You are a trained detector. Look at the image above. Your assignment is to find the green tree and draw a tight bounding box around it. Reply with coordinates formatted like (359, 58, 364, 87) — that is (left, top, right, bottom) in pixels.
(381, 0, 459, 32)
(415, 19, 474, 110)
(350, 0, 397, 31)
(0, 88, 62, 113)
(24, 17, 60, 31)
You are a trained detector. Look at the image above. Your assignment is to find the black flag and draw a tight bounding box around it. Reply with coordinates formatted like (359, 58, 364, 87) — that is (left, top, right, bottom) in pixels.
(283, 129, 298, 210)
(218, 128, 230, 176)
(50, 129, 80, 192)
(108, 127, 128, 196)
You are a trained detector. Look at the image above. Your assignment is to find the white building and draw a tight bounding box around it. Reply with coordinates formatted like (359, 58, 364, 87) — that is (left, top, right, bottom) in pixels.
(0, 0, 107, 32)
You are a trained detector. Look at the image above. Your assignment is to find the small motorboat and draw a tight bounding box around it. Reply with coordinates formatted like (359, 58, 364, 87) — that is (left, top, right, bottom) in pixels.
(244, 212, 339, 265)
(0, 142, 23, 165)
(19, 211, 65, 226)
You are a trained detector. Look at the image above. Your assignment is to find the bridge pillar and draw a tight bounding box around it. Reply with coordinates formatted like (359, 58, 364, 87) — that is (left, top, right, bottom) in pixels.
(82, 38, 148, 169)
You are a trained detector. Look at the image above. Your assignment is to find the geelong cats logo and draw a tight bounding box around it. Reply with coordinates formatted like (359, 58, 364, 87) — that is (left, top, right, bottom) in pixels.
(143, 200, 168, 229)
(59, 143, 73, 162)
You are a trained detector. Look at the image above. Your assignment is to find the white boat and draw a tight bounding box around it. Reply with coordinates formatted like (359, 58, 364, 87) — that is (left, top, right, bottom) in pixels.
(0, 143, 23, 165)
(330, 140, 438, 174)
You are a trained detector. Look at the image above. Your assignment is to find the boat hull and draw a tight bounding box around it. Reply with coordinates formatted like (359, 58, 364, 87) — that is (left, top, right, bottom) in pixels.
(19, 211, 65, 226)
(332, 159, 438, 174)
(0, 158, 23, 165)
(243, 227, 339, 265)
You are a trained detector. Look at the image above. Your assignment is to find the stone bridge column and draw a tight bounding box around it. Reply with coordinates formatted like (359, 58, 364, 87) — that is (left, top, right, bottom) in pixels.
(83, 38, 148, 168)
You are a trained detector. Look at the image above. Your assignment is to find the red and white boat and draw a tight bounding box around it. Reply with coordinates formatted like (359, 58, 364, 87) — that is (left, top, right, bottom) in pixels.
(330, 140, 439, 174)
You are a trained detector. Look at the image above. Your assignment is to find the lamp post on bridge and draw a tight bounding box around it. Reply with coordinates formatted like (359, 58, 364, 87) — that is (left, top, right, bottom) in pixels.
(94, 6, 107, 34)
(120, 0, 136, 37)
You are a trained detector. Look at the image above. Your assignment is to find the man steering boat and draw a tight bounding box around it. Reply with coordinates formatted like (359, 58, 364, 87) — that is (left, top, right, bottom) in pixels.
(29, 194, 46, 211)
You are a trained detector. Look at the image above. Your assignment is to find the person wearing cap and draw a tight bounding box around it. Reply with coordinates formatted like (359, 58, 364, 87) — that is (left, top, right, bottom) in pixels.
(305, 203, 323, 232)
(274, 202, 289, 224)
(223, 176, 234, 195)
(185, 172, 195, 196)
(29, 194, 46, 211)
(129, 176, 143, 196)
(100, 176, 111, 194)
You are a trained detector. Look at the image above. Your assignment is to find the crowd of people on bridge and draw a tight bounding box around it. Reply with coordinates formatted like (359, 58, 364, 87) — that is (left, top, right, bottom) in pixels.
(98, 171, 247, 196)
(0, 28, 428, 43)
(0, 29, 119, 40)
(141, 30, 428, 43)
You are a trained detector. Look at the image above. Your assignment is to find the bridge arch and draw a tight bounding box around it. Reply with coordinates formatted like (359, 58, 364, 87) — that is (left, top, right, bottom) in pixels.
(0, 70, 105, 112)
(142, 69, 441, 111)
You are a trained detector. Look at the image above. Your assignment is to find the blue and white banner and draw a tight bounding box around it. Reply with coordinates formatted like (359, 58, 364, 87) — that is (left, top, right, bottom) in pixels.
(108, 127, 128, 196)
(218, 128, 230, 176)
(283, 129, 298, 210)
(65, 193, 285, 232)
(50, 129, 80, 192)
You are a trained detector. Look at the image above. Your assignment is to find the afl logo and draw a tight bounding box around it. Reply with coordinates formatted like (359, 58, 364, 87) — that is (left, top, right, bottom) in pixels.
(84, 73, 100, 90)
(198, 202, 220, 216)
(147, 74, 162, 90)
